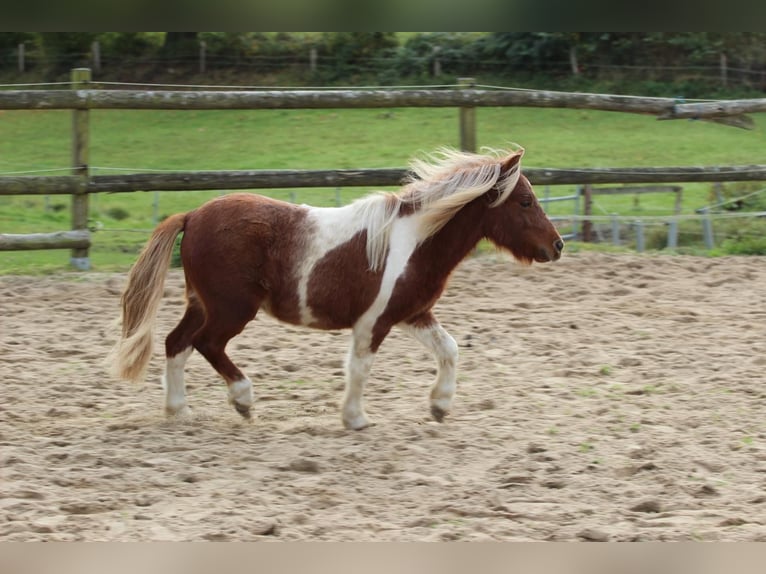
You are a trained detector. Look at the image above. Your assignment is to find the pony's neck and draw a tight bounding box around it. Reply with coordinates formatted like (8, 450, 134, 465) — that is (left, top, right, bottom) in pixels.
(411, 197, 488, 277)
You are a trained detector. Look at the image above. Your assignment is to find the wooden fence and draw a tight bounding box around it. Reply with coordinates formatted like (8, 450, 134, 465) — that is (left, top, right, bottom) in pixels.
(2, 69, 766, 269)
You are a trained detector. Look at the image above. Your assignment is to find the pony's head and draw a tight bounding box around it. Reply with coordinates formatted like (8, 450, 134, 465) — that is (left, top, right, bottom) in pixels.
(482, 150, 563, 264)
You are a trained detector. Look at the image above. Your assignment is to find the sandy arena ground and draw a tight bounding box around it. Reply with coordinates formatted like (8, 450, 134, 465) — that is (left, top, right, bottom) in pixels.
(1, 251, 765, 541)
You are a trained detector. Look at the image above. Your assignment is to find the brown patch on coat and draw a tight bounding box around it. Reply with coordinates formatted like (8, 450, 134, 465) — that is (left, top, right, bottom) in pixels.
(180, 193, 309, 327)
(306, 231, 384, 330)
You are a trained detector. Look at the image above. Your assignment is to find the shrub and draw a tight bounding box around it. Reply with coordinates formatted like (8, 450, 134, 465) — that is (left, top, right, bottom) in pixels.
(105, 206, 130, 221)
(717, 216, 766, 255)
(98, 33, 162, 60)
(720, 234, 766, 255)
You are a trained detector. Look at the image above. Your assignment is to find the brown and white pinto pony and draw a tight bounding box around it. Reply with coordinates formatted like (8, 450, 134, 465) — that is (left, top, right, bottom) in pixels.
(112, 147, 563, 429)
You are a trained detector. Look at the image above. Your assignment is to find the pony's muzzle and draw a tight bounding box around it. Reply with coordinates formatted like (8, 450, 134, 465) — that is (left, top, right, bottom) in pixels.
(553, 238, 564, 259)
(539, 238, 564, 262)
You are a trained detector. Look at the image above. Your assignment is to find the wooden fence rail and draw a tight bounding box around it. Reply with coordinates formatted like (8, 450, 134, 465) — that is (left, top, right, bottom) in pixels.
(2, 69, 765, 268)
(0, 87, 763, 125)
(2, 165, 766, 197)
(0, 230, 90, 251)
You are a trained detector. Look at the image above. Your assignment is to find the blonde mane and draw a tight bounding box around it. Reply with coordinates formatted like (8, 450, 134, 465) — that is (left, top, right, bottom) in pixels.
(349, 147, 523, 271)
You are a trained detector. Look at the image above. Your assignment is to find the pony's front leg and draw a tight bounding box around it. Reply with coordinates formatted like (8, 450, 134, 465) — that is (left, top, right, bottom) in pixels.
(402, 312, 459, 422)
(341, 332, 379, 430)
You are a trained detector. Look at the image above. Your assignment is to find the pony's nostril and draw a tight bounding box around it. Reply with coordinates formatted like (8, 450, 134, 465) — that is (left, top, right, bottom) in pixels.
(554, 239, 564, 253)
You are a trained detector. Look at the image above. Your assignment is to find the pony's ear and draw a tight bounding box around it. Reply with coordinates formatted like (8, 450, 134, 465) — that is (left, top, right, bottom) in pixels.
(500, 148, 525, 175)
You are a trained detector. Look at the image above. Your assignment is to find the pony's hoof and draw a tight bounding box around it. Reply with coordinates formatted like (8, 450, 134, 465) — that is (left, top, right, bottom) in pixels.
(430, 404, 449, 422)
(166, 405, 192, 418)
(233, 402, 252, 420)
(342, 414, 372, 431)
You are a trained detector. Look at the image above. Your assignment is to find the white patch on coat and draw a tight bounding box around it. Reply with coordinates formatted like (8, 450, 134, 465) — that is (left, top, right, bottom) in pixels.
(296, 196, 399, 326)
(297, 205, 363, 325)
(353, 215, 421, 342)
(342, 215, 422, 427)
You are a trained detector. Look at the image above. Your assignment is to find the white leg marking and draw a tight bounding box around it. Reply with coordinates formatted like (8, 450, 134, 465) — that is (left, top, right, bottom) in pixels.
(342, 336, 376, 430)
(228, 377, 253, 409)
(163, 346, 193, 416)
(401, 321, 459, 420)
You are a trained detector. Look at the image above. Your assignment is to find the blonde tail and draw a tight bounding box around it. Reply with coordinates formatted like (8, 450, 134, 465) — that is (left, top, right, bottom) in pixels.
(111, 213, 186, 382)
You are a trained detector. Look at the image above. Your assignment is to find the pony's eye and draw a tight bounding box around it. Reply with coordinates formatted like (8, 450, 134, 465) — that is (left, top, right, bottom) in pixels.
(520, 199, 532, 208)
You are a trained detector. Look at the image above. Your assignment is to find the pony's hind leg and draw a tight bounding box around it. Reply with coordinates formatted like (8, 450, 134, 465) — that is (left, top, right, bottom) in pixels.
(163, 347, 193, 416)
(191, 300, 259, 420)
(163, 296, 205, 417)
(401, 311, 459, 422)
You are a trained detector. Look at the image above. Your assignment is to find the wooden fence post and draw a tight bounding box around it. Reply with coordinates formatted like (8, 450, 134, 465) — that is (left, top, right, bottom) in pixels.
(570, 186, 581, 240)
(432, 46, 442, 76)
(71, 68, 91, 270)
(569, 45, 579, 75)
(91, 41, 101, 73)
(18, 43, 25, 73)
(309, 47, 317, 73)
(458, 77, 476, 152)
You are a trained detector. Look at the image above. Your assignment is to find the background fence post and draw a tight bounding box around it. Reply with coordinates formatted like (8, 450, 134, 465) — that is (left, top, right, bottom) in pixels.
(309, 47, 317, 73)
(667, 219, 678, 249)
(582, 184, 593, 242)
(611, 214, 620, 245)
(702, 208, 715, 249)
(432, 46, 442, 76)
(635, 220, 645, 252)
(17, 43, 25, 73)
(571, 186, 581, 240)
(458, 77, 476, 152)
(91, 41, 101, 74)
(70, 68, 91, 270)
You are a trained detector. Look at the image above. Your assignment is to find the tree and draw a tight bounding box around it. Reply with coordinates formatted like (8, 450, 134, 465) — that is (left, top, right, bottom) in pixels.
(161, 32, 199, 61)
(38, 33, 97, 76)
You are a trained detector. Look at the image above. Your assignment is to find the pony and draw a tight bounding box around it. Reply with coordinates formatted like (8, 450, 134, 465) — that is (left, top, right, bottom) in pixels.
(112, 147, 563, 429)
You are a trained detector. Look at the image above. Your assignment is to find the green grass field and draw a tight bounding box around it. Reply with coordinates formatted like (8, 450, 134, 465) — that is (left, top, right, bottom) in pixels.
(1, 106, 765, 273)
